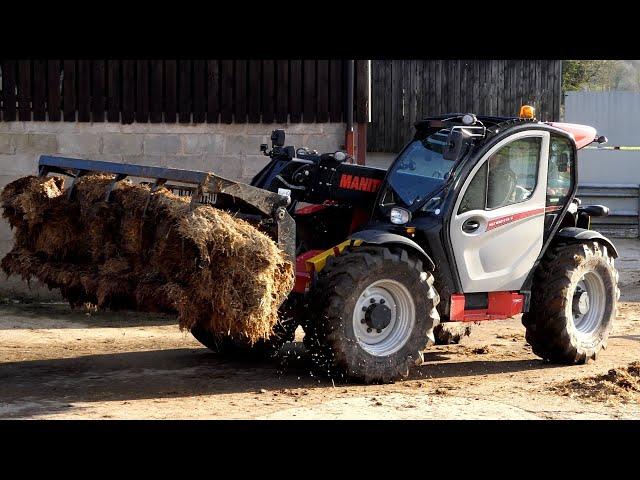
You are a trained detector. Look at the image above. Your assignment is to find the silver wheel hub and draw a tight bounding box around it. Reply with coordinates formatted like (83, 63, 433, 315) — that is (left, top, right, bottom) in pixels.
(363, 300, 392, 331)
(576, 291, 590, 315)
(572, 271, 606, 340)
(352, 279, 416, 357)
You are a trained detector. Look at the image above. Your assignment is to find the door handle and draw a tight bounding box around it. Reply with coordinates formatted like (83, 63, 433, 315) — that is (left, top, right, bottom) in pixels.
(462, 219, 480, 233)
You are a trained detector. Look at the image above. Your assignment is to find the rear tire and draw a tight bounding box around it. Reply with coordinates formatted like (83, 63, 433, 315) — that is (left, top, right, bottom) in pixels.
(305, 246, 440, 383)
(522, 241, 619, 363)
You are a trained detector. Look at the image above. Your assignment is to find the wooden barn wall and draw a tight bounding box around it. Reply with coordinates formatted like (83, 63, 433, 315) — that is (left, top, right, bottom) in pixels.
(0, 60, 370, 125)
(368, 60, 563, 152)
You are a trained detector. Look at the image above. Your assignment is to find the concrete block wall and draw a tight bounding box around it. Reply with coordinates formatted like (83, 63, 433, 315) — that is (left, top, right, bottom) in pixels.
(0, 121, 346, 300)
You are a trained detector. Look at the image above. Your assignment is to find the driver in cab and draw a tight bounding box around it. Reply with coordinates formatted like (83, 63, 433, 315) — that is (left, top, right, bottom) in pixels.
(487, 149, 531, 208)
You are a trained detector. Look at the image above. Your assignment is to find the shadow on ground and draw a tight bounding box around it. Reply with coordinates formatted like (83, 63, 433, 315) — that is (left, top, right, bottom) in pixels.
(0, 304, 176, 329)
(0, 343, 556, 418)
(414, 350, 560, 380)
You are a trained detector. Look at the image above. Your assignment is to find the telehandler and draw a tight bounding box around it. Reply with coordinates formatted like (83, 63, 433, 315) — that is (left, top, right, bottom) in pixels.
(36, 106, 619, 383)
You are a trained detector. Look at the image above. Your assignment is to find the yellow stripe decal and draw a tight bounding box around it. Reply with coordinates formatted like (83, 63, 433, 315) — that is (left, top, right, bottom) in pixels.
(306, 239, 363, 273)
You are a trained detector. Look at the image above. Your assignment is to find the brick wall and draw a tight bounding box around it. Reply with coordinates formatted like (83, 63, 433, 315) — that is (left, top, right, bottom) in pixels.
(0, 121, 346, 300)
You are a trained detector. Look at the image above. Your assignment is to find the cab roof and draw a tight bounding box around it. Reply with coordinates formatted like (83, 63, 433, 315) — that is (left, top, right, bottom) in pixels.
(415, 114, 600, 149)
(414, 114, 517, 131)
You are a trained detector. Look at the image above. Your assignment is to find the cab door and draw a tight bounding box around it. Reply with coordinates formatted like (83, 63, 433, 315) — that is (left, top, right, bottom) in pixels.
(449, 131, 550, 293)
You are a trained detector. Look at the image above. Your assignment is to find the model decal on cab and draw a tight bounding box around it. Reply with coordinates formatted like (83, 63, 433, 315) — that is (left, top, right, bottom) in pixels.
(486, 206, 563, 231)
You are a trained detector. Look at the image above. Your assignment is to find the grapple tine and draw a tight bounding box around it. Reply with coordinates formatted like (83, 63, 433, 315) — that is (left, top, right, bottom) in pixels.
(105, 174, 127, 202)
(67, 169, 88, 200)
(150, 178, 167, 193)
(189, 184, 204, 211)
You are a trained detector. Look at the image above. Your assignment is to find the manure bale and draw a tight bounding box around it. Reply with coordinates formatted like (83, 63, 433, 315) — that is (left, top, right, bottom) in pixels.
(1, 173, 294, 343)
(0, 175, 65, 227)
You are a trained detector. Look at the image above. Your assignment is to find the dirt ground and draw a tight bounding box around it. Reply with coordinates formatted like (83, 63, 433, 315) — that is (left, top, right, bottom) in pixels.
(1, 239, 639, 420)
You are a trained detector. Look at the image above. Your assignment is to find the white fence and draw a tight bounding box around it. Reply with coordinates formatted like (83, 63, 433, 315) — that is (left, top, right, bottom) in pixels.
(565, 91, 640, 237)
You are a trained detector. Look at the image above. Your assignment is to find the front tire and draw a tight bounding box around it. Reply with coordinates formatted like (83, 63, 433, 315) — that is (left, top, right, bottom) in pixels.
(522, 241, 619, 363)
(306, 246, 440, 383)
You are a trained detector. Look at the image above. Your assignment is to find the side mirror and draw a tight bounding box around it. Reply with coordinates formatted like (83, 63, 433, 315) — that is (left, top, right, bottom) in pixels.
(596, 135, 608, 144)
(271, 129, 285, 147)
(443, 128, 472, 161)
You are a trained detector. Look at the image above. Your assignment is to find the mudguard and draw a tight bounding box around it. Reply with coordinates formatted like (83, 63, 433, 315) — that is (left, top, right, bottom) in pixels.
(554, 227, 619, 258)
(348, 229, 436, 270)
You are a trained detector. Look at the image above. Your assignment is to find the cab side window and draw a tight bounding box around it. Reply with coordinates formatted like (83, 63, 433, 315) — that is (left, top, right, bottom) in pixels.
(486, 137, 541, 209)
(458, 163, 487, 214)
(458, 137, 542, 214)
(547, 135, 574, 205)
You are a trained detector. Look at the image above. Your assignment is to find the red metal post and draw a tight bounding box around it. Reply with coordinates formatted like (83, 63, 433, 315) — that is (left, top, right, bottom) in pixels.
(345, 128, 355, 158)
(356, 123, 367, 165)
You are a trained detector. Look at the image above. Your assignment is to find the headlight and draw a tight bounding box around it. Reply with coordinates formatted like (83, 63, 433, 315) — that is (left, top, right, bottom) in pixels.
(390, 207, 411, 225)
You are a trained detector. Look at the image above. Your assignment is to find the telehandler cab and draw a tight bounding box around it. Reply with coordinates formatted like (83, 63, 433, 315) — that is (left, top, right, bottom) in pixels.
(37, 107, 619, 383)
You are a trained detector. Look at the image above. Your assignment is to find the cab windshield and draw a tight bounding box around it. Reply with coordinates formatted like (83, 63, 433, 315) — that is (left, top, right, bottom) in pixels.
(386, 130, 455, 206)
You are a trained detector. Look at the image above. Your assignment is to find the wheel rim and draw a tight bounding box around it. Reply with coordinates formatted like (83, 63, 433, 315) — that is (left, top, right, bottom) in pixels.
(572, 270, 606, 340)
(352, 279, 416, 357)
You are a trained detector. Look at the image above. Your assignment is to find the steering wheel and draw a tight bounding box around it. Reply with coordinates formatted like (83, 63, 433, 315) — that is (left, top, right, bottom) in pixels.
(514, 185, 531, 202)
(489, 169, 518, 207)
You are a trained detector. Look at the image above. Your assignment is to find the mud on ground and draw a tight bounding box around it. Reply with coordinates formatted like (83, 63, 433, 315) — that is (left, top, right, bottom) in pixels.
(1, 239, 639, 419)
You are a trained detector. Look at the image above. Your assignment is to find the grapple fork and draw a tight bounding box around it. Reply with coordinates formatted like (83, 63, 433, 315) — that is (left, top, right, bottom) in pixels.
(37, 155, 296, 268)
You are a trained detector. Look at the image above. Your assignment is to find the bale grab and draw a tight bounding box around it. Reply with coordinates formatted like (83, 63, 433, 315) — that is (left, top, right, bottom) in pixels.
(1, 174, 294, 343)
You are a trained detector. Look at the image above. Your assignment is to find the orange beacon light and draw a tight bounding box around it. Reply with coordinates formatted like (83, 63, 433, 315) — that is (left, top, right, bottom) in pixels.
(519, 105, 535, 119)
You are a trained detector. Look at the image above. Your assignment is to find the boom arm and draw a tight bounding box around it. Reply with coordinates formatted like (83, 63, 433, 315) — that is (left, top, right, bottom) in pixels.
(251, 150, 387, 209)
